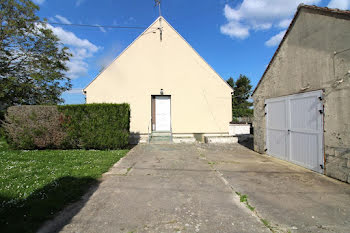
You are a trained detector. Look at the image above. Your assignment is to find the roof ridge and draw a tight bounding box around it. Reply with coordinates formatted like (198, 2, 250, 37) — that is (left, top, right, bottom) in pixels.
(298, 4, 350, 15)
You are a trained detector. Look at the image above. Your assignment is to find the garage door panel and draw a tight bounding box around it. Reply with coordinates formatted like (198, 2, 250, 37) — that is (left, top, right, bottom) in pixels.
(289, 96, 319, 131)
(267, 100, 287, 129)
(290, 132, 319, 171)
(265, 90, 324, 174)
(267, 129, 287, 160)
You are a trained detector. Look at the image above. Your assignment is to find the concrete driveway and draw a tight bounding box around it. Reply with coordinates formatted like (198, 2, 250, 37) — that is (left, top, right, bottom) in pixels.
(40, 143, 350, 233)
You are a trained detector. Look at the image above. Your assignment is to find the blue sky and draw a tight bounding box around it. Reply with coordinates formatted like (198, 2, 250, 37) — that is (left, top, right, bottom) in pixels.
(33, 0, 350, 104)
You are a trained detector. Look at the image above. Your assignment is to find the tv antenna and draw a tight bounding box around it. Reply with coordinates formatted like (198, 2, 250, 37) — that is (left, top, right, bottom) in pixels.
(155, 0, 163, 41)
(155, 0, 161, 17)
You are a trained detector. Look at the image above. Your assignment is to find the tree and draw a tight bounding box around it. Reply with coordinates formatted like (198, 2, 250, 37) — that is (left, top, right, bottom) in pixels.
(227, 77, 234, 89)
(227, 74, 253, 120)
(0, 0, 72, 117)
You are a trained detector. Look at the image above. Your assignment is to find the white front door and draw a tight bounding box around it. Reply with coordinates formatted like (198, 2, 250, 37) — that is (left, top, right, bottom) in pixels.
(266, 90, 324, 173)
(155, 96, 171, 131)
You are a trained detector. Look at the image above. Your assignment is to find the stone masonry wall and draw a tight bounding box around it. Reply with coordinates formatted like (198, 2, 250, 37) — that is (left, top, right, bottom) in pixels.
(325, 147, 350, 183)
(252, 9, 350, 183)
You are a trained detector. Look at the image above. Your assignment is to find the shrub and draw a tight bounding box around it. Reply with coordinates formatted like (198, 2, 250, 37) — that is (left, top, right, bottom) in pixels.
(58, 104, 130, 150)
(3, 106, 66, 149)
(3, 104, 130, 150)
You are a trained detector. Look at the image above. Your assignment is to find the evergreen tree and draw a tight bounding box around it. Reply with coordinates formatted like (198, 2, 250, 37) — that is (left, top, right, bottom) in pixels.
(227, 74, 253, 120)
(227, 77, 234, 89)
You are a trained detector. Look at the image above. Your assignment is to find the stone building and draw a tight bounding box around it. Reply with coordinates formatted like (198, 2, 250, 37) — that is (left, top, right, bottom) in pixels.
(252, 5, 350, 183)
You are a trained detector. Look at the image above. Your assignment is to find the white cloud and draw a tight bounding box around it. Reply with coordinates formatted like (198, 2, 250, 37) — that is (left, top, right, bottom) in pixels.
(48, 17, 57, 23)
(43, 23, 100, 79)
(128, 17, 136, 23)
(33, 0, 45, 4)
(220, 21, 250, 39)
(96, 42, 123, 69)
(221, 0, 321, 39)
(252, 22, 272, 30)
(94, 24, 107, 33)
(55, 15, 72, 24)
(45, 24, 99, 53)
(224, 0, 321, 22)
(265, 30, 286, 47)
(76, 0, 85, 7)
(277, 18, 292, 28)
(328, 0, 350, 10)
(65, 88, 83, 94)
(223, 4, 241, 21)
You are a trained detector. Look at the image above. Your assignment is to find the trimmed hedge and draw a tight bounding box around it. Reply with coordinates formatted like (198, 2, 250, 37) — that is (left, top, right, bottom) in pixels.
(58, 104, 130, 149)
(3, 106, 66, 149)
(3, 104, 130, 150)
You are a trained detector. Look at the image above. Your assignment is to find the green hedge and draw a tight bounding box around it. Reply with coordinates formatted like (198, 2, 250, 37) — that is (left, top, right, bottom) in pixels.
(3, 104, 130, 150)
(3, 106, 66, 149)
(58, 104, 130, 149)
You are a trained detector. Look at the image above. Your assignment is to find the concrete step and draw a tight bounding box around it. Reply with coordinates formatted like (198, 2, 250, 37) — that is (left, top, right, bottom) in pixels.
(149, 140, 173, 144)
(149, 134, 173, 144)
(151, 131, 172, 137)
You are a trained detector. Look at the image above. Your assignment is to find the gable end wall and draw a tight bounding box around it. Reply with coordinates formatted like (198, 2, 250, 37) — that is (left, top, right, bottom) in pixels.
(84, 18, 233, 135)
(253, 10, 350, 183)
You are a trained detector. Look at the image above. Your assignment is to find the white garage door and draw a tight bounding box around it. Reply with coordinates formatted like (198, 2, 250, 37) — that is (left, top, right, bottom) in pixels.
(265, 90, 324, 173)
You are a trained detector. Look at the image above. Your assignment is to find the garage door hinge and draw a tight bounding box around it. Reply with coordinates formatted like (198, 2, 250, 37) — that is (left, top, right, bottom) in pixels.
(320, 164, 324, 169)
(319, 110, 324, 114)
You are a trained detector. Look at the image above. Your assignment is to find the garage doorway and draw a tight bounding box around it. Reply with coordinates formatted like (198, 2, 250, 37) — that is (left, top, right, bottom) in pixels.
(151, 96, 171, 132)
(265, 90, 324, 173)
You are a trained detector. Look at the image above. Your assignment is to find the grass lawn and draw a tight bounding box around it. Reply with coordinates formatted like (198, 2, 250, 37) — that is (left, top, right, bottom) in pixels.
(0, 138, 129, 233)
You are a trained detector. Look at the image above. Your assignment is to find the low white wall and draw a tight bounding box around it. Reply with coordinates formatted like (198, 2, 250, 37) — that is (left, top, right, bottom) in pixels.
(204, 136, 238, 144)
(130, 132, 237, 144)
(173, 137, 196, 144)
(229, 124, 250, 136)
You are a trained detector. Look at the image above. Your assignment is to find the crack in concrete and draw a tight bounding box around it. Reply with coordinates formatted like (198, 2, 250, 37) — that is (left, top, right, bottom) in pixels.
(125, 162, 136, 175)
(195, 147, 287, 233)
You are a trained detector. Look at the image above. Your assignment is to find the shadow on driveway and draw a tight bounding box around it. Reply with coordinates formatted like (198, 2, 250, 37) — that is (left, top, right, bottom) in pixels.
(1, 176, 99, 233)
(38, 143, 350, 233)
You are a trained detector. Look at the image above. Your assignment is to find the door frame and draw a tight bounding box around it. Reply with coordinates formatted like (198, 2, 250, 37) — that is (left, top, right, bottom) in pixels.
(265, 90, 324, 173)
(151, 95, 172, 132)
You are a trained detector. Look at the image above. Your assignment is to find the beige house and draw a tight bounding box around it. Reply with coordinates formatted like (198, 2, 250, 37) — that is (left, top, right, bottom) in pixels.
(84, 17, 233, 143)
(252, 5, 350, 183)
